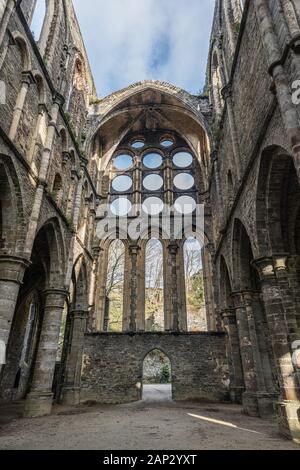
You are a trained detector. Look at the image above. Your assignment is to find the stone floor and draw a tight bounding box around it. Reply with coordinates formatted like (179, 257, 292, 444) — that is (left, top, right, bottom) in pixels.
(0, 385, 299, 450)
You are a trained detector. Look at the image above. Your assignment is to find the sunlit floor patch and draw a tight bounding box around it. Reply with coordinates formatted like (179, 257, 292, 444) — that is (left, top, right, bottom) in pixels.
(188, 413, 263, 435)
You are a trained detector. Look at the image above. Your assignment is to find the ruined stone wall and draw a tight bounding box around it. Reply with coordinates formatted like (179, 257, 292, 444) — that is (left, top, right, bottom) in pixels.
(79, 332, 229, 404)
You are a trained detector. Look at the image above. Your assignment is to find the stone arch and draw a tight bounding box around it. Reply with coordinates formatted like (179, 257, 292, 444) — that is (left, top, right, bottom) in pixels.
(256, 145, 300, 256)
(11, 31, 32, 71)
(232, 218, 259, 291)
(71, 254, 89, 312)
(33, 71, 47, 105)
(210, 47, 224, 115)
(0, 217, 65, 400)
(86, 81, 213, 165)
(34, 217, 66, 288)
(0, 156, 24, 254)
(219, 254, 233, 309)
(141, 348, 173, 400)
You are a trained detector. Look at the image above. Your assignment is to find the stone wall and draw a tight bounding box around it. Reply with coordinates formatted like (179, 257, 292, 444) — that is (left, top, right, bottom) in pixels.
(79, 332, 229, 404)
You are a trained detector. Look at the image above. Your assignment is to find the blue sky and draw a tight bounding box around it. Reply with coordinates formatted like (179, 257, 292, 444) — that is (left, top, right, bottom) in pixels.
(72, 0, 215, 98)
(31, 1, 215, 98)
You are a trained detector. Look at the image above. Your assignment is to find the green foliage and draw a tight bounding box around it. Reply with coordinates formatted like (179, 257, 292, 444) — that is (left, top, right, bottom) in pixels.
(188, 272, 205, 309)
(160, 364, 171, 384)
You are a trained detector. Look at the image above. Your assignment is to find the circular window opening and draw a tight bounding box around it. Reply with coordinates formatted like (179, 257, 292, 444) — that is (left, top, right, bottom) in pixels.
(110, 198, 132, 216)
(112, 175, 133, 192)
(173, 151, 193, 168)
(143, 152, 163, 169)
(174, 173, 194, 190)
(131, 140, 145, 150)
(113, 154, 133, 171)
(143, 174, 163, 191)
(174, 196, 196, 214)
(160, 139, 174, 148)
(143, 197, 164, 216)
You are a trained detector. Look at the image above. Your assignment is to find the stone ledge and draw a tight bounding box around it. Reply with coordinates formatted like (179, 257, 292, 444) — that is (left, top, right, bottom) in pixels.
(85, 331, 226, 338)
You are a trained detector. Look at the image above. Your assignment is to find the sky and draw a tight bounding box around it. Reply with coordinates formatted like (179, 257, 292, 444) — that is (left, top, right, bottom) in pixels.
(72, 0, 215, 98)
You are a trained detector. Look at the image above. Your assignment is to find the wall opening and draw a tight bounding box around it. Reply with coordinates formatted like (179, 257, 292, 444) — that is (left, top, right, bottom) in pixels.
(105, 240, 125, 332)
(30, 0, 46, 42)
(145, 239, 164, 332)
(142, 349, 172, 401)
(184, 237, 207, 331)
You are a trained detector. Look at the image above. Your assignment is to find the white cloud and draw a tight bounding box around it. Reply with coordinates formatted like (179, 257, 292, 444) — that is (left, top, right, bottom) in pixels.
(73, 0, 214, 97)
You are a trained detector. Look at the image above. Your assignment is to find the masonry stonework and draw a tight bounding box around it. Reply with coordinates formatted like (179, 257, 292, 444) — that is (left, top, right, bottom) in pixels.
(0, 0, 299, 444)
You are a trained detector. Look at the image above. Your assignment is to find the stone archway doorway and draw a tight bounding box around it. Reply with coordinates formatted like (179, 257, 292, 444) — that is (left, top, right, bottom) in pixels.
(142, 349, 172, 402)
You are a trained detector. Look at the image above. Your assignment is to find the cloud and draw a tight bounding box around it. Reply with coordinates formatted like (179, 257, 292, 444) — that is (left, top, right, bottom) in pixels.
(73, 0, 214, 98)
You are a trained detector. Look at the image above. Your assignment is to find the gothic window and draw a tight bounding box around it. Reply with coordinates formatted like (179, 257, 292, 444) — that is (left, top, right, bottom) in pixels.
(108, 130, 198, 220)
(52, 173, 63, 205)
(184, 238, 207, 332)
(105, 240, 125, 332)
(145, 239, 164, 332)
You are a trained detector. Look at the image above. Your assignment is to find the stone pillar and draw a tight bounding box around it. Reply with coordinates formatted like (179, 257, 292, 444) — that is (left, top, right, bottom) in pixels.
(128, 244, 140, 332)
(253, 257, 300, 442)
(202, 245, 215, 331)
(231, 292, 259, 416)
(168, 242, 179, 332)
(24, 289, 68, 417)
(273, 255, 300, 343)
(9, 71, 35, 142)
(177, 244, 187, 332)
(222, 84, 241, 181)
(28, 104, 48, 165)
(0, 256, 30, 366)
(136, 243, 145, 331)
(212, 152, 225, 227)
(255, 0, 300, 178)
(24, 93, 64, 257)
(221, 308, 245, 403)
(61, 309, 87, 405)
(0, 0, 15, 48)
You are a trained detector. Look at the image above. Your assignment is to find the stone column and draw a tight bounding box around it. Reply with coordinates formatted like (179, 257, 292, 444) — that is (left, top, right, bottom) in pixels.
(273, 255, 300, 343)
(255, 0, 300, 178)
(221, 308, 245, 403)
(0, 0, 16, 48)
(136, 243, 145, 331)
(231, 292, 259, 416)
(212, 152, 225, 227)
(222, 84, 241, 180)
(253, 257, 300, 442)
(128, 244, 140, 332)
(28, 104, 48, 165)
(24, 93, 64, 257)
(24, 289, 68, 417)
(0, 256, 30, 367)
(61, 309, 87, 405)
(177, 244, 187, 332)
(9, 71, 35, 142)
(168, 242, 179, 332)
(202, 245, 215, 331)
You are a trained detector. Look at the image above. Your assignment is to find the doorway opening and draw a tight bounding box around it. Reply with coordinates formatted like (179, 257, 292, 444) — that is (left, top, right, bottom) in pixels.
(142, 349, 172, 402)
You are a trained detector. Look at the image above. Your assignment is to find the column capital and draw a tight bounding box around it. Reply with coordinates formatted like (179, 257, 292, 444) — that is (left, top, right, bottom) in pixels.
(129, 244, 140, 255)
(53, 92, 65, 107)
(168, 242, 179, 254)
(0, 255, 31, 283)
(21, 70, 35, 86)
(70, 309, 88, 319)
(43, 288, 69, 299)
(251, 257, 275, 280)
(62, 151, 71, 165)
(221, 83, 232, 100)
(220, 308, 236, 321)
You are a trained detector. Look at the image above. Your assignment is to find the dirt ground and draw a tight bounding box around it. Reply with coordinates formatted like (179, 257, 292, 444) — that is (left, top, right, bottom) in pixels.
(0, 385, 299, 450)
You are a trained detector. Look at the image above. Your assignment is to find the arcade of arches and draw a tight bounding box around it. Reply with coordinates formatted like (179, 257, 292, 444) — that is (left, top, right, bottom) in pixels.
(0, 0, 300, 446)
